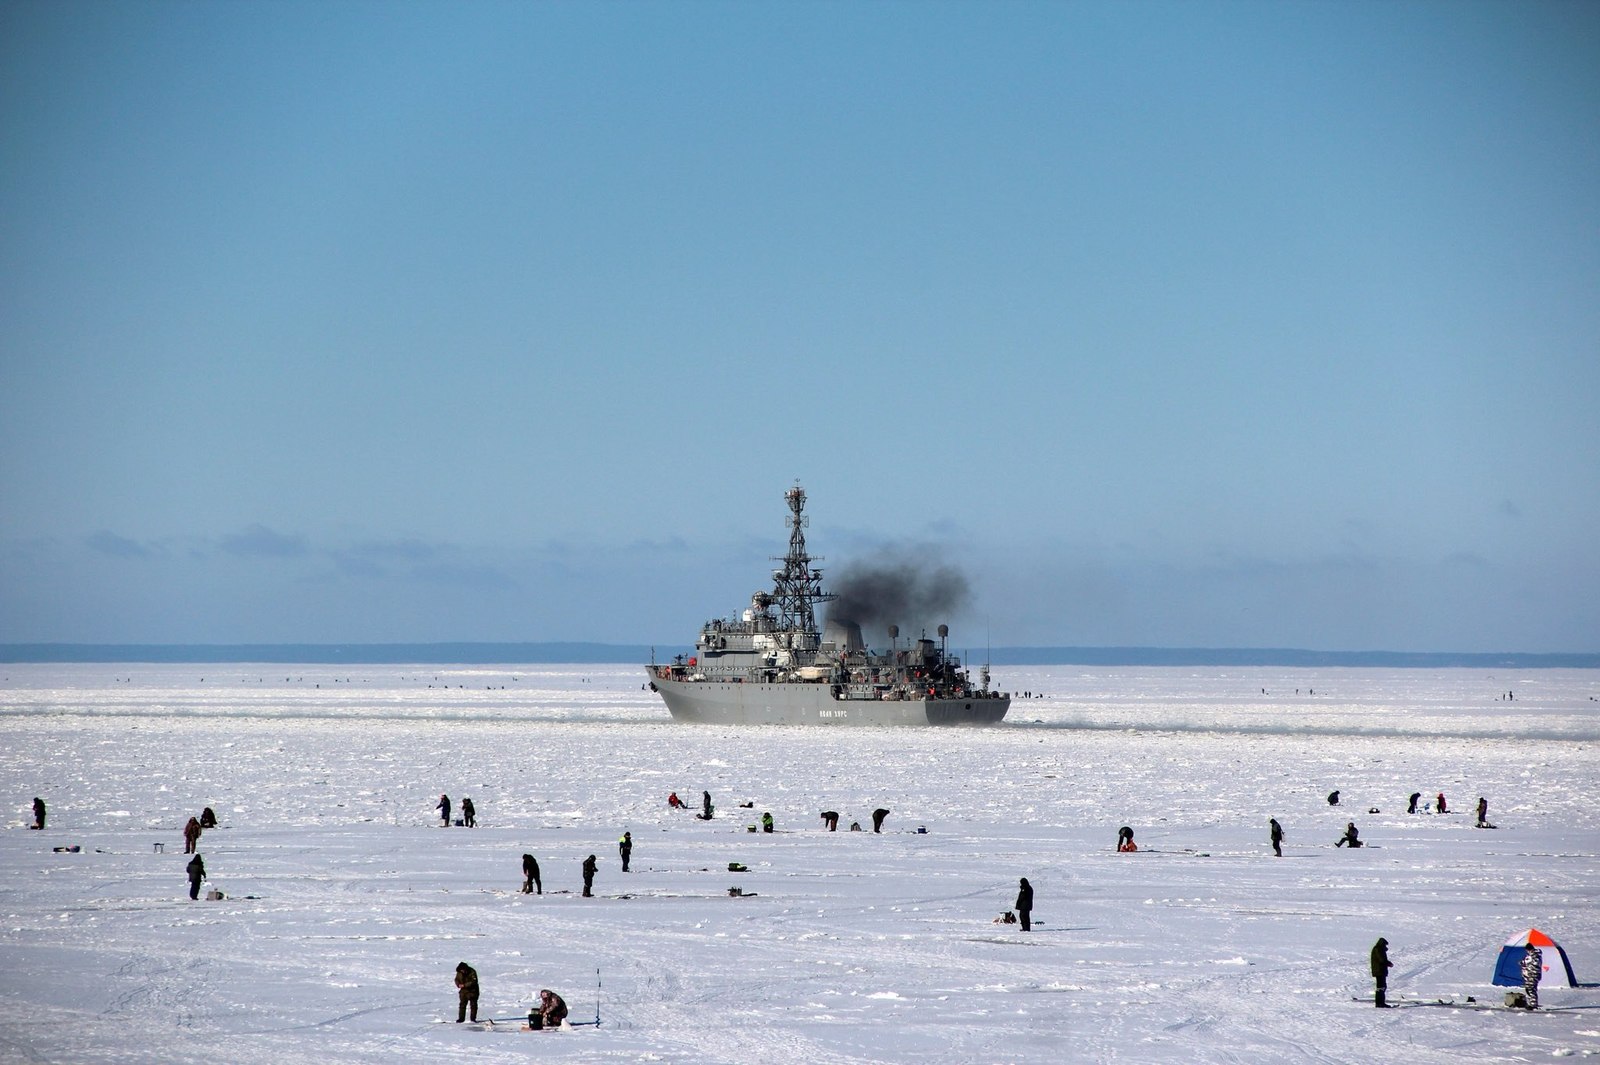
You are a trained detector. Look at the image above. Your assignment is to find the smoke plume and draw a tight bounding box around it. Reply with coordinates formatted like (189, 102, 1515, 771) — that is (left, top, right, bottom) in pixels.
(826, 553, 971, 641)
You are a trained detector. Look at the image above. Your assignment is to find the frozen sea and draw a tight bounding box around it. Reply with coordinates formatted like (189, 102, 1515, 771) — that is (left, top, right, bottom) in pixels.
(1, 663, 1597, 1064)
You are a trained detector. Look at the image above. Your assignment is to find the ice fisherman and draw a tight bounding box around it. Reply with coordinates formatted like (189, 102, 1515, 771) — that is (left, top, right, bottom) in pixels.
(1522, 942, 1543, 1009)
(872, 808, 890, 833)
(1336, 822, 1362, 848)
(437, 794, 451, 826)
(1014, 877, 1034, 932)
(1269, 817, 1284, 857)
(582, 854, 598, 897)
(1477, 796, 1489, 827)
(533, 988, 567, 1029)
(618, 831, 632, 871)
(454, 962, 479, 1022)
(183, 816, 202, 853)
(186, 853, 206, 900)
(761, 812, 774, 833)
(31, 797, 45, 830)
(668, 792, 685, 809)
(1408, 792, 1421, 814)
(1371, 937, 1392, 1007)
(820, 811, 839, 831)
(1327, 790, 1340, 806)
(1117, 826, 1137, 852)
(199, 806, 217, 829)
(521, 853, 541, 895)
(1436, 792, 1447, 814)
(700, 791, 714, 820)
(461, 797, 476, 827)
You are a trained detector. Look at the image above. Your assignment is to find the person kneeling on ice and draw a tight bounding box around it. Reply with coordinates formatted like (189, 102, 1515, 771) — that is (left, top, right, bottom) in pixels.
(525, 988, 567, 1030)
(454, 962, 479, 1023)
(1336, 822, 1362, 848)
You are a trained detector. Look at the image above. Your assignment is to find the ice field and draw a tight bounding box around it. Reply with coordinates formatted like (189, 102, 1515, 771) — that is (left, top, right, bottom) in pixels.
(2, 663, 1597, 1064)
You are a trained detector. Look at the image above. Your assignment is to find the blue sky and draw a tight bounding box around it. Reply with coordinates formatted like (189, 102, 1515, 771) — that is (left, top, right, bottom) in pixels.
(2, 1, 1596, 652)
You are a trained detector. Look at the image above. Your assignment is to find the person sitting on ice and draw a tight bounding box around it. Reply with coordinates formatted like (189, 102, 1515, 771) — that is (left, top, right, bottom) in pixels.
(525, 988, 567, 1029)
(1116, 826, 1134, 851)
(1335, 822, 1362, 848)
(199, 806, 217, 829)
(994, 910, 1018, 924)
(1327, 790, 1340, 806)
(761, 812, 774, 833)
(668, 792, 685, 809)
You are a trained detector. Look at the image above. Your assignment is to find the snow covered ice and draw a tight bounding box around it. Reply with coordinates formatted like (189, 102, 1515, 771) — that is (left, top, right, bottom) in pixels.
(2, 664, 1597, 1063)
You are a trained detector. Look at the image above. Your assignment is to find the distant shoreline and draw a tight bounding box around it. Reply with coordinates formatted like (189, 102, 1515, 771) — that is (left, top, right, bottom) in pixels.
(1, 643, 1594, 668)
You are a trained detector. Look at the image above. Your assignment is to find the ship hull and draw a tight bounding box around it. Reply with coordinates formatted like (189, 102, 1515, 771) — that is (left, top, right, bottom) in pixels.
(651, 675, 1009, 726)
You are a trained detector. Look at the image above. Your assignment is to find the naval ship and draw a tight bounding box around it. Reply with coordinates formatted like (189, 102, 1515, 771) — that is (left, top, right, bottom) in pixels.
(647, 485, 1010, 726)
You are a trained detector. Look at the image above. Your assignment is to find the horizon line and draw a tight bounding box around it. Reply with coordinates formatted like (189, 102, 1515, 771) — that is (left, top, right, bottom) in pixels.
(1, 642, 1595, 669)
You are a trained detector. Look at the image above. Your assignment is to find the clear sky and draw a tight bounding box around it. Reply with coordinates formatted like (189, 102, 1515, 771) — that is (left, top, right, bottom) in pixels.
(2, 1, 1596, 652)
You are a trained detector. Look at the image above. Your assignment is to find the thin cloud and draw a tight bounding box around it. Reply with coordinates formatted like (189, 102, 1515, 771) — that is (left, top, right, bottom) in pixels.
(86, 530, 155, 559)
(219, 524, 308, 558)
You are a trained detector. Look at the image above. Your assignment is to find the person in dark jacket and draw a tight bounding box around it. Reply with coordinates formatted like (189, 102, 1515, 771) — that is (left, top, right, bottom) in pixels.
(1476, 796, 1489, 828)
(1336, 822, 1362, 848)
(521, 853, 541, 895)
(1371, 938, 1392, 1007)
(581, 854, 597, 897)
(1407, 792, 1421, 814)
(1116, 826, 1135, 852)
(461, 797, 476, 827)
(820, 811, 839, 831)
(1269, 817, 1284, 857)
(871, 808, 890, 833)
(437, 794, 451, 826)
(1327, 790, 1340, 806)
(186, 854, 206, 900)
(699, 791, 714, 820)
(199, 806, 217, 829)
(454, 962, 479, 1022)
(183, 816, 202, 854)
(31, 797, 45, 830)
(536, 988, 567, 1028)
(1014, 877, 1034, 931)
(618, 831, 632, 871)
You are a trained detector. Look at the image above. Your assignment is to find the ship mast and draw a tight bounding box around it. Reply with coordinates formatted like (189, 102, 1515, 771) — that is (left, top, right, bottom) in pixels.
(770, 483, 834, 635)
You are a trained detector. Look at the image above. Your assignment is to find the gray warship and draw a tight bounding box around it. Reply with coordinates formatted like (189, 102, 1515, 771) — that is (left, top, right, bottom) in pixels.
(647, 485, 1010, 726)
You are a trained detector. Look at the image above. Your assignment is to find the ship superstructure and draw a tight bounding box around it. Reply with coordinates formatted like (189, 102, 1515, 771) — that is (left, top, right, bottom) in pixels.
(647, 485, 1010, 725)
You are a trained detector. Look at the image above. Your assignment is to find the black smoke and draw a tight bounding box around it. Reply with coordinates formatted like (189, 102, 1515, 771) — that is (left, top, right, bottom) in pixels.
(826, 554, 971, 641)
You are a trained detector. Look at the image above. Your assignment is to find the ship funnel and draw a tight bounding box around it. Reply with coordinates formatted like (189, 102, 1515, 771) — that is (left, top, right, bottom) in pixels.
(822, 619, 864, 654)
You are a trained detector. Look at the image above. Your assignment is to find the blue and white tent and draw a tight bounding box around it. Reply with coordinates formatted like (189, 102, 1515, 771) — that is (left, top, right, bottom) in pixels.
(1492, 928, 1578, 988)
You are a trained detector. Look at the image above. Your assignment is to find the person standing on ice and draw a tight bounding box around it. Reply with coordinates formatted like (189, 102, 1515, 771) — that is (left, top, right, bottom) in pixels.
(437, 794, 451, 826)
(454, 961, 479, 1022)
(618, 831, 632, 871)
(1370, 937, 1392, 1007)
(1476, 797, 1488, 827)
(521, 853, 541, 895)
(700, 791, 714, 820)
(183, 816, 202, 853)
(820, 810, 839, 831)
(31, 797, 45, 830)
(185, 853, 206, 900)
(1522, 942, 1543, 1009)
(581, 854, 598, 897)
(1014, 877, 1034, 931)
(461, 797, 476, 828)
(1269, 817, 1284, 857)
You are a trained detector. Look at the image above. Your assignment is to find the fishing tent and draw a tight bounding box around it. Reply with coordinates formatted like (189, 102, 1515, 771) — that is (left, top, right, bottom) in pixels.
(1493, 928, 1578, 988)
